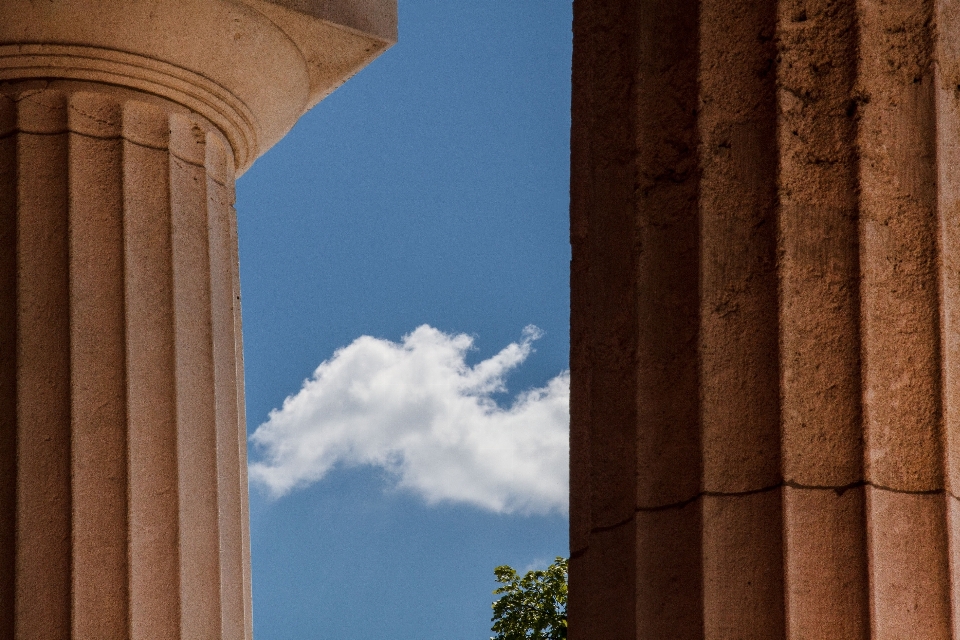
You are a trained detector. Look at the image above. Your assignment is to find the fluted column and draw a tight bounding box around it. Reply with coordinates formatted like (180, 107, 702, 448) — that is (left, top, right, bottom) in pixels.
(570, 0, 960, 638)
(0, 1, 395, 638)
(0, 82, 249, 639)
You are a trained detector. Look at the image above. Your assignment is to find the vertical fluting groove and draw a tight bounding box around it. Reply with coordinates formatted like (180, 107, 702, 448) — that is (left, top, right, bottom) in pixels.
(636, 1, 703, 637)
(566, 0, 591, 608)
(207, 131, 245, 640)
(14, 89, 72, 640)
(67, 91, 130, 640)
(0, 95, 17, 638)
(230, 204, 253, 640)
(934, 1, 958, 634)
(783, 486, 869, 639)
(949, 494, 960, 640)
(123, 101, 181, 640)
(858, 0, 943, 492)
(858, 1, 952, 636)
(568, 0, 643, 637)
(934, 0, 960, 632)
(775, 1, 871, 637)
(572, 0, 960, 637)
(697, 1, 783, 637)
(170, 113, 223, 639)
(0, 83, 250, 639)
(566, 0, 591, 621)
(866, 488, 951, 638)
(698, 0, 780, 496)
(777, 0, 865, 487)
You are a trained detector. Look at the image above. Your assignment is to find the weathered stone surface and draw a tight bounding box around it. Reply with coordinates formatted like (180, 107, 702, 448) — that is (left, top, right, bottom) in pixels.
(0, 1, 395, 637)
(0, 82, 251, 639)
(570, 0, 960, 637)
(0, 0, 395, 173)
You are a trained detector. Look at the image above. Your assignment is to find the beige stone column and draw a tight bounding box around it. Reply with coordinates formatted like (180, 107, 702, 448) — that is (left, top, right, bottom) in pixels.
(571, 0, 960, 638)
(0, 2, 394, 639)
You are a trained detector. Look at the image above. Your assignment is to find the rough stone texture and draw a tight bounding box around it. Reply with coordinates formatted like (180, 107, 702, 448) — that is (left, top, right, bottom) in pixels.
(0, 82, 250, 639)
(570, 0, 960, 637)
(0, 0, 396, 173)
(0, 0, 395, 637)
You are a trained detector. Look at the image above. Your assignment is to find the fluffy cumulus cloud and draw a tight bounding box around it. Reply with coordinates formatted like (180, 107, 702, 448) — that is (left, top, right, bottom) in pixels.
(248, 325, 569, 515)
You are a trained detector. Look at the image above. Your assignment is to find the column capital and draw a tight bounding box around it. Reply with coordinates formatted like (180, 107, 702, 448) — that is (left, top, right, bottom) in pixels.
(0, 0, 396, 173)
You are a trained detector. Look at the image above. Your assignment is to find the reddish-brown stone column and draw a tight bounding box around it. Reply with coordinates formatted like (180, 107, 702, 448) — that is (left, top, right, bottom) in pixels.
(0, 1, 395, 638)
(570, 0, 960, 638)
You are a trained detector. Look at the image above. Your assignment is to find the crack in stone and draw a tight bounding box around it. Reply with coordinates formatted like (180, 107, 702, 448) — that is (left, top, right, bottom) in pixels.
(583, 480, 958, 537)
(10, 87, 123, 132)
(591, 514, 636, 534)
(67, 102, 118, 130)
(5, 84, 51, 102)
(0, 128, 231, 186)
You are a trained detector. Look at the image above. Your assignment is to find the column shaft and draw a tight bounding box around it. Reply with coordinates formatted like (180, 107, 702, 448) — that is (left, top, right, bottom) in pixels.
(571, 0, 960, 637)
(0, 82, 251, 640)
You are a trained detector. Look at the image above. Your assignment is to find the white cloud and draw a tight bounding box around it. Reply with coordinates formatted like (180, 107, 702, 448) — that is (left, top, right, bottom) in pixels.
(248, 325, 569, 515)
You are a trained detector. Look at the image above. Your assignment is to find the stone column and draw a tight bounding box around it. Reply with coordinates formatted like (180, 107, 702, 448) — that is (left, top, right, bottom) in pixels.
(0, 2, 394, 639)
(570, 0, 960, 638)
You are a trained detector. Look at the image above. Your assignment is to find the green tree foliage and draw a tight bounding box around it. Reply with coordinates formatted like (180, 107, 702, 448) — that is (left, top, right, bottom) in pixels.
(490, 556, 567, 640)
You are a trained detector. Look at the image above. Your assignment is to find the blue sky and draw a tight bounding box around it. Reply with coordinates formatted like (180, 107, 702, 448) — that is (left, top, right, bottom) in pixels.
(236, 2, 572, 637)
